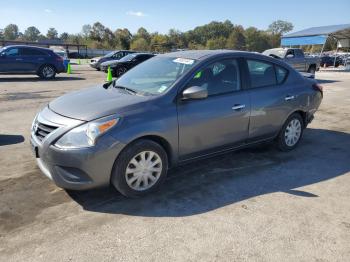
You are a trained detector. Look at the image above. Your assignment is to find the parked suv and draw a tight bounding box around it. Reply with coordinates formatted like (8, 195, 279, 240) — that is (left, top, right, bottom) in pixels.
(31, 50, 323, 197)
(0, 45, 66, 79)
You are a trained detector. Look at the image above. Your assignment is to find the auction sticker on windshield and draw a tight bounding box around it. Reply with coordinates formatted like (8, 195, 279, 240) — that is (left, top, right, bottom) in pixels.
(173, 58, 194, 65)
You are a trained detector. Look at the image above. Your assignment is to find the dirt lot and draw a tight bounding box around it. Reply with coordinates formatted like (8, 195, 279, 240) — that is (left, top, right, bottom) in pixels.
(0, 66, 349, 262)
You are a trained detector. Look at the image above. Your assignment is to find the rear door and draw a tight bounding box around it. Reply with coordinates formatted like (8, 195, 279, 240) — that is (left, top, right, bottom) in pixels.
(245, 59, 296, 140)
(20, 48, 48, 72)
(177, 58, 250, 160)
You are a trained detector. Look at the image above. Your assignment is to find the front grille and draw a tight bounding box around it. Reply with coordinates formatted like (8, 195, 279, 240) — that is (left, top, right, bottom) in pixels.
(34, 121, 58, 142)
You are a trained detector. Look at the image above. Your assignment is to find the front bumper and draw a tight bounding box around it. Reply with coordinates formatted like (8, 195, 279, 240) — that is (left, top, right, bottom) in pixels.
(30, 108, 126, 190)
(100, 65, 109, 72)
(89, 62, 99, 69)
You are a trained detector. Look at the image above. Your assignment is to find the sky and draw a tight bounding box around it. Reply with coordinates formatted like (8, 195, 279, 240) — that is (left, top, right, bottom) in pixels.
(0, 0, 349, 35)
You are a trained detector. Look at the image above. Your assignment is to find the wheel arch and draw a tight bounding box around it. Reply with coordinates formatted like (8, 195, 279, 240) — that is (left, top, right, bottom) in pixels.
(286, 110, 307, 128)
(123, 134, 175, 167)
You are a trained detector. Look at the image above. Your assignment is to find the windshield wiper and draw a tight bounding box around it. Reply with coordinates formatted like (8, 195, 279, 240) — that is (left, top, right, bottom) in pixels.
(114, 84, 138, 95)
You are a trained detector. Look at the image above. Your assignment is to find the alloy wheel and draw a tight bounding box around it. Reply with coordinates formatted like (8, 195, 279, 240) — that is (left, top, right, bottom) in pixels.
(42, 66, 55, 78)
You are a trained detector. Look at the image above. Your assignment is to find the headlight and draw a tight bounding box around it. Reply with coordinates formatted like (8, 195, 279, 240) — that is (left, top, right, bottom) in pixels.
(31, 114, 38, 132)
(55, 116, 119, 149)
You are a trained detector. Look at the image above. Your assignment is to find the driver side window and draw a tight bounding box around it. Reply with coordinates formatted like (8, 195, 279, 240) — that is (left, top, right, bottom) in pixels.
(5, 48, 19, 57)
(114, 52, 124, 59)
(186, 59, 240, 96)
(286, 50, 295, 58)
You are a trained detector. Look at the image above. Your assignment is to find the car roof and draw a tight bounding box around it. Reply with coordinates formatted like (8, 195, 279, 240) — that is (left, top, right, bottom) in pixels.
(133, 52, 154, 56)
(3, 45, 52, 51)
(161, 49, 285, 64)
(161, 49, 254, 60)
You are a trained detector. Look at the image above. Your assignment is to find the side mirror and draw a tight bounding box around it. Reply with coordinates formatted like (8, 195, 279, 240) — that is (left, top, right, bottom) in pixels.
(0, 53, 6, 58)
(286, 54, 294, 59)
(182, 86, 208, 100)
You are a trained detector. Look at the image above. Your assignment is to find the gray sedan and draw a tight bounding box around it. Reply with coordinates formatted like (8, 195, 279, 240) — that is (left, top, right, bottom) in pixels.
(30, 50, 323, 197)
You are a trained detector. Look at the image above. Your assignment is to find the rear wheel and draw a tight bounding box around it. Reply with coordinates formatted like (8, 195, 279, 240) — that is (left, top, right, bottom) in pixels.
(111, 139, 168, 197)
(38, 65, 56, 79)
(277, 113, 304, 151)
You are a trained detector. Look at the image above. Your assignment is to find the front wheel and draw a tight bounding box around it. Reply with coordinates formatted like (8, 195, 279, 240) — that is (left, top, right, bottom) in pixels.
(111, 140, 168, 197)
(276, 113, 304, 151)
(38, 65, 56, 79)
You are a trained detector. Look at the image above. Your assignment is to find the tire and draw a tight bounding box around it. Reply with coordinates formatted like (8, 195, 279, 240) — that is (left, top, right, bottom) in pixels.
(276, 113, 304, 151)
(111, 139, 168, 197)
(115, 67, 127, 77)
(307, 65, 316, 75)
(38, 65, 56, 79)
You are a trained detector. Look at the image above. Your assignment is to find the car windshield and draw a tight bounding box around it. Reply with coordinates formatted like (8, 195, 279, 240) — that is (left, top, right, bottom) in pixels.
(119, 54, 137, 62)
(104, 51, 117, 58)
(114, 56, 197, 95)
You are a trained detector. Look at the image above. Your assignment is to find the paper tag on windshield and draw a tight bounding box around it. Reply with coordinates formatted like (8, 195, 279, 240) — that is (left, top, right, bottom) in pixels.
(158, 85, 167, 93)
(173, 58, 194, 65)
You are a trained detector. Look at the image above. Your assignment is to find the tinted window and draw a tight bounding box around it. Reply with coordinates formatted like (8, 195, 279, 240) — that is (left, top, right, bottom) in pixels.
(21, 48, 46, 56)
(119, 54, 136, 62)
(286, 49, 295, 58)
(137, 55, 153, 61)
(5, 48, 19, 56)
(294, 49, 304, 57)
(113, 52, 124, 59)
(275, 65, 288, 84)
(186, 59, 240, 96)
(247, 60, 276, 88)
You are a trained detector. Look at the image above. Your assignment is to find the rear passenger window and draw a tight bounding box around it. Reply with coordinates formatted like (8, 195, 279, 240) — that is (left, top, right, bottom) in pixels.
(247, 60, 276, 88)
(275, 66, 288, 84)
(21, 48, 46, 56)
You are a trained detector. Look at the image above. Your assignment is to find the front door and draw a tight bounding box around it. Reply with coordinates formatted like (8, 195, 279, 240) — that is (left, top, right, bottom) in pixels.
(0, 47, 22, 72)
(177, 58, 250, 160)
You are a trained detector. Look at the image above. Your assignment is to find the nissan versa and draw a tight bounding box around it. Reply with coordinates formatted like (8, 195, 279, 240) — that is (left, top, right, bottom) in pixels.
(30, 50, 323, 197)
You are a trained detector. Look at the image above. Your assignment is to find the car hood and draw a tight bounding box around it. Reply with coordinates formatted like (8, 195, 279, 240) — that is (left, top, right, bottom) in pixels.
(49, 85, 151, 121)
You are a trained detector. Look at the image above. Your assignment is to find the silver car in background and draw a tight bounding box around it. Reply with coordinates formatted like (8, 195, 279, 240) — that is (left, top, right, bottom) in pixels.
(31, 50, 323, 197)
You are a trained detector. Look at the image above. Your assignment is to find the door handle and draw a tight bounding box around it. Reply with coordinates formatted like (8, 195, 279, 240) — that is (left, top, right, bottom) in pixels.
(232, 104, 245, 110)
(285, 95, 295, 101)
(15, 58, 23, 61)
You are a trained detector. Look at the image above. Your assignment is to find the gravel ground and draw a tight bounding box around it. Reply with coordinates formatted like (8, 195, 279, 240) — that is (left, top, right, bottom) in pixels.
(0, 66, 349, 262)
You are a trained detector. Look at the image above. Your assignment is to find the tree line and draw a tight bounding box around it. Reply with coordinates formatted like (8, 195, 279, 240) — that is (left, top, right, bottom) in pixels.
(0, 20, 294, 52)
